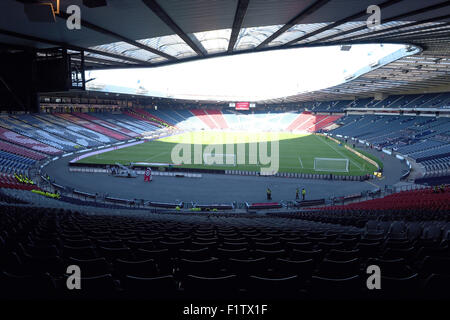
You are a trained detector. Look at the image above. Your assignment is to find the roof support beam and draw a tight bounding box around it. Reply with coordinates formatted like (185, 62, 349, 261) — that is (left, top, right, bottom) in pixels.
(227, 0, 250, 53)
(141, 0, 207, 56)
(308, 1, 450, 44)
(0, 28, 149, 65)
(56, 12, 176, 61)
(282, 0, 403, 46)
(395, 31, 450, 41)
(77, 55, 130, 68)
(256, 0, 331, 49)
(335, 13, 450, 43)
(356, 23, 450, 42)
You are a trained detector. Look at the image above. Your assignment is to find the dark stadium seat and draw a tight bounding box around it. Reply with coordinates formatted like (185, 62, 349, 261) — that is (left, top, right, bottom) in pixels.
(423, 274, 450, 298)
(246, 275, 300, 297)
(311, 275, 361, 299)
(122, 275, 178, 297)
(178, 247, 210, 260)
(274, 258, 314, 277)
(177, 258, 222, 277)
(326, 249, 360, 261)
(316, 258, 361, 278)
(182, 274, 238, 297)
(62, 245, 98, 260)
(75, 274, 119, 295)
(68, 257, 111, 277)
(227, 257, 268, 277)
(115, 259, 159, 278)
(366, 258, 414, 278)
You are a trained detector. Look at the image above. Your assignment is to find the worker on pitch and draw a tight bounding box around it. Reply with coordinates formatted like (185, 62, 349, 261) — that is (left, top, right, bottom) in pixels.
(266, 187, 272, 200)
(302, 188, 306, 201)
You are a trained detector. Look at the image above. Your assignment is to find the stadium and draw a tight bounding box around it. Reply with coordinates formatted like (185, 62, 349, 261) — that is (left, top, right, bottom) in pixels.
(0, 0, 449, 308)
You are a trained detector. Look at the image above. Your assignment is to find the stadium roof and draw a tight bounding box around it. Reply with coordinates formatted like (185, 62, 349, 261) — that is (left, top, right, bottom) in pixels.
(1, 0, 450, 102)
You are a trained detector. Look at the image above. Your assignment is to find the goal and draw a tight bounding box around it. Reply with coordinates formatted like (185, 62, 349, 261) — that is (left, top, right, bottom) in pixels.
(203, 153, 237, 166)
(314, 157, 349, 172)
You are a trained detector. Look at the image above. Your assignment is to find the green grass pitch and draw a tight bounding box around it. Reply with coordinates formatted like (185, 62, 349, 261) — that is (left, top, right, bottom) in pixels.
(77, 131, 381, 175)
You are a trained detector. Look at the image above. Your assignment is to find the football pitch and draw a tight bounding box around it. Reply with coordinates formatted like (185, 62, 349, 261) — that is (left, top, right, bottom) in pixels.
(77, 131, 381, 175)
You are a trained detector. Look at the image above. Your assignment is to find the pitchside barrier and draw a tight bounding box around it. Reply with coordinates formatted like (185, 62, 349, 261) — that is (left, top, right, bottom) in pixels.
(148, 201, 183, 209)
(73, 189, 97, 199)
(224, 170, 374, 181)
(69, 166, 202, 178)
(295, 199, 326, 207)
(246, 202, 283, 210)
(194, 203, 235, 210)
(74, 166, 376, 180)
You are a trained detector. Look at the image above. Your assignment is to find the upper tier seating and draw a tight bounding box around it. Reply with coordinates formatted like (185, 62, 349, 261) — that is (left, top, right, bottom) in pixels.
(345, 92, 450, 110)
(330, 115, 450, 161)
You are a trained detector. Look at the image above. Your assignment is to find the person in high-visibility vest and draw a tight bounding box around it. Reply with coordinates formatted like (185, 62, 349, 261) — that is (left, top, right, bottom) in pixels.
(302, 188, 306, 201)
(266, 188, 272, 200)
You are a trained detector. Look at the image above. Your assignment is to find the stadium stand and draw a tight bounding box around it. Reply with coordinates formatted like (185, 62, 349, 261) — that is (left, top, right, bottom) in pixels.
(205, 110, 228, 129)
(36, 114, 120, 145)
(345, 92, 450, 110)
(55, 113, 126, 141)
(0, 140, 46, 161)
(73, 113, 139, 138)
(0, 199, 448, 299)
(0, 116, 81, 152)
(190, 109, 218, 129)
(0, 150, 35, 175)
(1, 0, 450, 307)
(87, 113, 157, 135)
(15, 114, 100, 148)
(132, 109, 174, 127)
(0, 126, 62, 155)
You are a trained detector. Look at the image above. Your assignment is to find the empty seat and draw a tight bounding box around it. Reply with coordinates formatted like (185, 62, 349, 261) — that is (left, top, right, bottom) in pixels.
(254, 249, 286, 260)
(63, 245, 98, 260)
(366, 258, 414, 278)
(311, 275, 361, 299)
(419, 256, 450, 276)
(121, 275, 177, 297)
(115, 259, 159, 278)
(374, 274, 420, 298)
(246, 275, 300, 297)
(75, 274, 118, 296)
(177, 258, 222, 277)
(228, 257, 268, 277)
(68, 257, 111, 277)
(327, 249, 360, 261)
(423, 273, 450, 298)
(178, 247, 210, 260)
(182, 274, 237, 298)
(316, 258, 360, 278)
(275, 258, 314, 277)
(98, 246, 132, 261)
(216, 247, 248, 260)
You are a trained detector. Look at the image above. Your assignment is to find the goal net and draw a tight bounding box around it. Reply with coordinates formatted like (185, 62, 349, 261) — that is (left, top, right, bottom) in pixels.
(203, 153, 237, 166)
(314, 157, 349, 172)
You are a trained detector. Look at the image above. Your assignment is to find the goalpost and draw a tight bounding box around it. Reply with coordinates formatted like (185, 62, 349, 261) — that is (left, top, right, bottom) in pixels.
(203, 153, 237, 166)
(314, 157, 349, 172)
